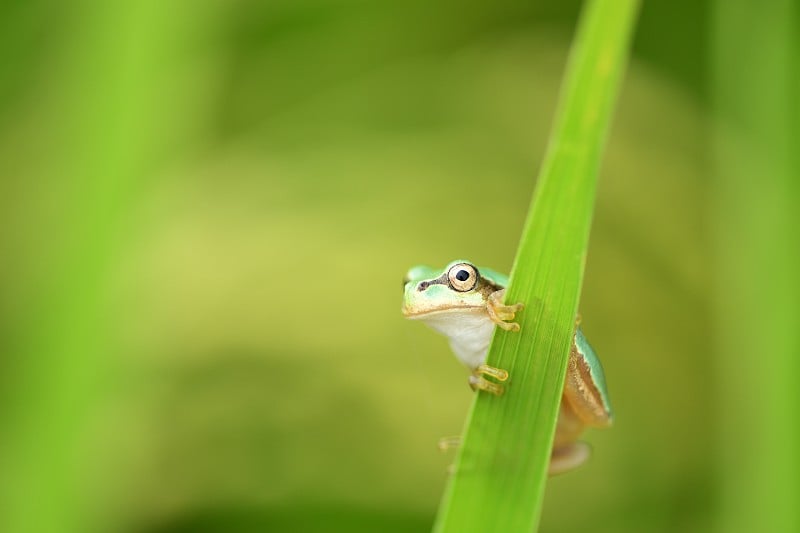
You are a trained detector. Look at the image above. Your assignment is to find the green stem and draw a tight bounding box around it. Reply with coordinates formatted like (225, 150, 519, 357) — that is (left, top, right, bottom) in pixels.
(433, 1, 638, 531)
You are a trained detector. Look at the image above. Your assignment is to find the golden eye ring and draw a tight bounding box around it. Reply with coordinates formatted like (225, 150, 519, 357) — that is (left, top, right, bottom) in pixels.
(447, 263, 478, 292)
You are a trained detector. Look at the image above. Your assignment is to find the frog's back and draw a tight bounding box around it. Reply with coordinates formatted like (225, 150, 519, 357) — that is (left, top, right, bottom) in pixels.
(477, 266, 508, 289)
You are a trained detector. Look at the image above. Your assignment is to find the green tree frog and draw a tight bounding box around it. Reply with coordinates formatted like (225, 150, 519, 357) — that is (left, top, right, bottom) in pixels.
(402, 260, 613, 474)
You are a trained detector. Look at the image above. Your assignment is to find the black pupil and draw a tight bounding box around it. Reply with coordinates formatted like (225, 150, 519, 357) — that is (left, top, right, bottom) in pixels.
(455, 270, 470, 282)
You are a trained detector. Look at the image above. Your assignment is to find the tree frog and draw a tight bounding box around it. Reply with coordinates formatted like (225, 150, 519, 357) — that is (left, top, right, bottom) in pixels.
(402, 260, 613, 474)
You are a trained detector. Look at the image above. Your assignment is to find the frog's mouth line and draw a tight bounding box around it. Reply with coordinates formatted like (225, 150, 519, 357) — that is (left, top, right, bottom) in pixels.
(402, 306, 485, 319)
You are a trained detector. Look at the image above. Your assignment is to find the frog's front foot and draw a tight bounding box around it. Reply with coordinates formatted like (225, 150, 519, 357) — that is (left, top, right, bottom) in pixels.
(469, 363, 509, 395)
(487, 289, 524, 331)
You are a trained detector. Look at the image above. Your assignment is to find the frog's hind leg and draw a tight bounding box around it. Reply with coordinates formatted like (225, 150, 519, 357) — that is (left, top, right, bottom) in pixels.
(563, 332, 613, 428)
(549, 442, 591, 476)
(550, 397, 589, 475)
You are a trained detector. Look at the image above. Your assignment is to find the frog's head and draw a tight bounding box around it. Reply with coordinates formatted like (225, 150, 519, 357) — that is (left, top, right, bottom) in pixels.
(402, 260, 501, 319)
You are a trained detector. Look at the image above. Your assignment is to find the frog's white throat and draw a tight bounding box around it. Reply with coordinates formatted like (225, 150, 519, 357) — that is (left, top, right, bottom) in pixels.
(414, 308, 495, 370)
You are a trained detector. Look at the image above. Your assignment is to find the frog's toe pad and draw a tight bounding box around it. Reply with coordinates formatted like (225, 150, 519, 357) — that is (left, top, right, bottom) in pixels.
(476, 363, 509, 381)
(549, 442, 591, 476)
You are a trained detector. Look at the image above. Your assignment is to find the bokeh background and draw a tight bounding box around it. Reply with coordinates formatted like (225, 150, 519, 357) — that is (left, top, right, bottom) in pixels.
(3, 1, 790, 532)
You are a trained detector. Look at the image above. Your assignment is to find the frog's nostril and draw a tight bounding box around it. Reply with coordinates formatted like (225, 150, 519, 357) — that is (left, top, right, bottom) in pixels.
(417, 281, 429, 292)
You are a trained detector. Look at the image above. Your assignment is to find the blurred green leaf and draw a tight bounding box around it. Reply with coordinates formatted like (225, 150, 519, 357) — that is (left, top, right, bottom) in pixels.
(712, 1, 800, 531)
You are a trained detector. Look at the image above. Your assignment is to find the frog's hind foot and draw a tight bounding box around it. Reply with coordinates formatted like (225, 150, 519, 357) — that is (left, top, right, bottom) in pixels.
(437, 436, 462, 452)
(549, 442, 591, 476)
(487, 289, 524, 331)
(437, 436, 463, 476)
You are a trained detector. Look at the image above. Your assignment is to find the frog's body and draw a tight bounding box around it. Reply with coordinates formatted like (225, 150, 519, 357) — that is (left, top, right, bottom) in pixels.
(402, 260, 613, 475)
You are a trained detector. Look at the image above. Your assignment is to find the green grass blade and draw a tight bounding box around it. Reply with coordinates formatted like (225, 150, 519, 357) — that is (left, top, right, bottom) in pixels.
(433, 1, 638, 531)
(712, 2, 800, 531)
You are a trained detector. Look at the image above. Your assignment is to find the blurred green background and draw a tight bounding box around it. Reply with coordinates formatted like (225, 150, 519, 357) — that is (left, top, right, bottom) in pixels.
(0, 1, 766, 532)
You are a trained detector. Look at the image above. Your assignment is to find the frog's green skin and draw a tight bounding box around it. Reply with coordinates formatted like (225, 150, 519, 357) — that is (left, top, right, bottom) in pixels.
(402, 259, 613, 474)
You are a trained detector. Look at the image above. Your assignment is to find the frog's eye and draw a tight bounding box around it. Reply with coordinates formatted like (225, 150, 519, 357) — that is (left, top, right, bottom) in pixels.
(447, 263, 478, 292)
